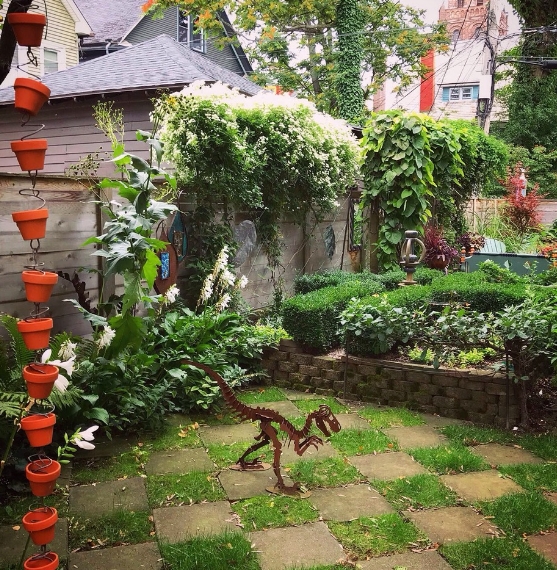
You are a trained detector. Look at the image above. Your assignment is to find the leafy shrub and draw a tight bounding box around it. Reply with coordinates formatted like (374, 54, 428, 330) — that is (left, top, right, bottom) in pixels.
(531, 267, 557, 286)
(414, 267, 445, 285)
(293, 269, 404, 295)
(477, 260, 524, 284)
(282, 281, 385, 350)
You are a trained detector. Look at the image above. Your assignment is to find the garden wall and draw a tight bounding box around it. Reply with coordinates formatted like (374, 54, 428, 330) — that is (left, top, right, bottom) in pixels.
(263, 340, 519, 427)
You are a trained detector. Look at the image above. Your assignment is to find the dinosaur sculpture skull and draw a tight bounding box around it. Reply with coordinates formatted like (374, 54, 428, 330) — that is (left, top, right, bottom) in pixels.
(314, 405, 341, 437)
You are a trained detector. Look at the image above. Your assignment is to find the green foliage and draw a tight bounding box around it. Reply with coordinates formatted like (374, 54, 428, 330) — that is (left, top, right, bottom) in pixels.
(358, 406, 424, 428)
(413, 266, 445, 285)
(293, 269, 404, 295)
(286, 457, 363, 488)
(410, 444, 490, 474)
(328, 428, 396, 455)
(477, 260, 524, 284)
(147, 472, 226, 507)
(281, 281, 385, 350)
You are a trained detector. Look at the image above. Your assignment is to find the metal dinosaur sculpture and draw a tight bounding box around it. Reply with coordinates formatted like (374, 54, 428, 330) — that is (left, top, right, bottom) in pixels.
(182, 360, 341, 495)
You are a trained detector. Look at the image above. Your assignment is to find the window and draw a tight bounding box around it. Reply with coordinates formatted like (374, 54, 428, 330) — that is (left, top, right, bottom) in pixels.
(477, 0, 483, 5)
(457, 0, 464, 7)
(178, 12, 206, 52)
(43, 49, 58, 74)
(452, 29, 460, 42)
(442, 85, 479, 101)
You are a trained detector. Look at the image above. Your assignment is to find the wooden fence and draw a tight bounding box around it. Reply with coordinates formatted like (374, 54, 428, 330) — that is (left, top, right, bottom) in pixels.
(466, 198, 557, 230)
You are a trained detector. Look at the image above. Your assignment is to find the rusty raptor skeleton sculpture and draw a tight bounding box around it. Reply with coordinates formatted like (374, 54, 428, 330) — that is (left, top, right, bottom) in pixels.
(182, 360, 341, 493)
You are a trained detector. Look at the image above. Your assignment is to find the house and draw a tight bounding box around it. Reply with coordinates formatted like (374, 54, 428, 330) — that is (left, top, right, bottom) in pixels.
(0, 34, 262, 176)
(0, 0, 92, 88)
(74, 0, 253, 77)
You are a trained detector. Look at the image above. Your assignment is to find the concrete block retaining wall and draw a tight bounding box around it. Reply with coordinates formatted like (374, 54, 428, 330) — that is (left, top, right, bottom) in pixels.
(262, 340, 519, 427)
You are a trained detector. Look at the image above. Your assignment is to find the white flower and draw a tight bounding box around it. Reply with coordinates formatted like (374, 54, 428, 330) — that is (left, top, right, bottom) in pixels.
(74, 425, 99, 450)
(164, 285, 180, 305)
(200, 274, 214, 302)
(221, 269, 236, 287)
(215, 246, 229, 274)
(238, 275, 248, 289)
(216, 293, 231, 313)
(96, 326, 116, 349)
(54, 375, 69, 393)
(41, 347, 75, 393)
(58, 340, 77, 361)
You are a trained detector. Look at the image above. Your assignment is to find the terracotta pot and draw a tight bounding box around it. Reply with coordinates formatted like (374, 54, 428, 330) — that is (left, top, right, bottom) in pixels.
(7, 13, 47, 47)
(22, 507, 58, 546)
(23, 364, 59, 400)
(17, 318, 53, 351)
(22, 271, 58, 303)
(14, 78, 51, 116)
(23, 551, 59, 570)
(12, 208, 49, 240)
(25, 458, 61, 497)
(11, 139, 48, 171)
(21, 413, 56, 447)
(427, 255, 450, 270)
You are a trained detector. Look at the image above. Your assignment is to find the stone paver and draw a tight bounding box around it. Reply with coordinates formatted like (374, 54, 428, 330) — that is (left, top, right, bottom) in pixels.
(349, 452, 428, 480)
(218, 468, 293, 501)
(407, 506, 500, 544)
(69, 478, 148, 517)
(528, 533, 557, 565)
(256, 400, 302, 417)
(337, 413, 371, 430)
(280, 440, 339, 464)
(153, 501, 239, 542)
(383, 425, 448, 450)
(250, 522, 345, 570)
(440, 470, 524, 502)
(470, 443, 543, 466)
(0, 519, 68, 565)
(548, 492, 557, 506)
(359, 550, 454, 570)
(283, 389, 318, 400)
(421, 414, 466, 428)
(145, 448, 214, 475)
(69, 541, 162, 570)
(308, 484, 394, 521)
(198, 423, 259, 445)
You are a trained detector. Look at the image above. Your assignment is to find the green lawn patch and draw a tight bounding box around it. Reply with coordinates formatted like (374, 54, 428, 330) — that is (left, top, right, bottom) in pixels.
(69, 509, 153, 550)
(232, 494, 317, 530)
(207, 442, 272, 469)
(359, 406, 424, 428)
(441, 536, 555, 570)
(160, 532, 260, 570)
(410, 444, 490, 474)
(286, 457, 364, 488)
(327, 513, 427, 557)
(440, 425, 515, 446)
(146, 472, 226, 507)
(499, 463, 557, 492)
(237, 386, 287, 404)
(0, 488, 68, 525)
(519, 434, 557, 461)
(141, 421, 202, 451)
(293, 397, 348, 415)
(329, 428, 397, 456)
(372, 474, 458, 510)
(479, 491, 557, 535)
(71, 449, 147, 484)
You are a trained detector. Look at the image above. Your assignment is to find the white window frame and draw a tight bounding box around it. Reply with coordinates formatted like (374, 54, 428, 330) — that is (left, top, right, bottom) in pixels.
(40, 40, 66, 76)
(177, 12, 206, 53)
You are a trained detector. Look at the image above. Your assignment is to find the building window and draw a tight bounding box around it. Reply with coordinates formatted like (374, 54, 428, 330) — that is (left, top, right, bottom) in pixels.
(442, 85, 479, 101)
(452, 29, 460, 42)
(457, 0, 464, 7)
(178, 12, 206, 52)
(43, 48, 59, 74)
(477, 0, 483, 5)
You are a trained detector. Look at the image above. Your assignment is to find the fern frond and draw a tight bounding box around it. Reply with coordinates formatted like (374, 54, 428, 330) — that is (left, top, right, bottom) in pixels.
(0, 392, 27, 419)
(0, 314, 34, 371)
(48, 386, 84, 410)
(75, 337, 98, 361)
(49, 332, 74, 359)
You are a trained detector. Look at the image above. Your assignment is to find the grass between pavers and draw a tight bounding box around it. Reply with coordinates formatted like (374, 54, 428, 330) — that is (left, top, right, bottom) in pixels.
(237, 386, 288, 404)
(499, 463, 557, 492)
(285, 457, 364, 489)
(0, 487, 68, 525)
(520, 434, 557, 461)
(232, 494, 318, 530)
(327, 513, 428, 558)
(207, 442, 273, 469)
(440, 425, 516, 446)
(71, 449, 148, 484)
(146, 472, 226, 507)
(68, 509, 154, 550)
(329, 428, 398, 456)
(440, 536, 556, 570)
(293, 397, 349, 415)
(160, 531, 260, 570)
(409, 444, 491, 474)
(141, 421, 202, 451)
(190, 406, 243, 426)
(359, 406, 425, 428)
(372, 473, 458, 510)
(478, 491, 557, 535)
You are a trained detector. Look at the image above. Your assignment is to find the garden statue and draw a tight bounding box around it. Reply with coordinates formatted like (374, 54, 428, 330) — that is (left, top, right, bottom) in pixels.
(399, 230, 425, 286)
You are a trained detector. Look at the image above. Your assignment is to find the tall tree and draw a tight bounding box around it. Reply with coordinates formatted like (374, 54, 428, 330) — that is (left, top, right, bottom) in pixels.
(0, 0, 33, 84)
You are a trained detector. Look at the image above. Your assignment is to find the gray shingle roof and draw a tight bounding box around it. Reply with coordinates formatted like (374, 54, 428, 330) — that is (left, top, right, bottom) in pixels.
(0, 35, 262, 104)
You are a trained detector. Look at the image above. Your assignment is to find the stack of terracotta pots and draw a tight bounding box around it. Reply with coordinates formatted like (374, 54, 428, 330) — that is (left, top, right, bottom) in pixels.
(8, 9, 61, 570)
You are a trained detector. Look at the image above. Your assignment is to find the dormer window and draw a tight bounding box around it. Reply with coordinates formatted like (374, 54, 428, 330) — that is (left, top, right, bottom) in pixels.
(178, 12, 206, 53)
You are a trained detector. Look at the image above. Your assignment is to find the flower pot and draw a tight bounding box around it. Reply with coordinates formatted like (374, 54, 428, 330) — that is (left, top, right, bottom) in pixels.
(17, 318, 53, 351)
(14, 78, 51, 116)
(25, 458, 61, 497)
(11, 139, 48, 172)
(427, 256, 450, 270)
(23, 551, 59, 570)
(23, 363, 59, 399)
(22, 271, 58, 303)
(21, 413, 56, 447)
(12, 209, 49, 240)
(7, 13, 47, 47)
(22, 507, 58, 546)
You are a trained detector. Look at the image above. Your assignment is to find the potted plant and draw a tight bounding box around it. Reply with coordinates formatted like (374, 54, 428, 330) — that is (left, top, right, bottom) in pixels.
(14, 78, 51, 116)
(23, 363, 59, 400)
(22, 506, 58, 546)
(23, 551, 59, 570)
(457, 232, 486, 255)
(22, 271, 58, 303)
(7, 12, 47, 47)
(11, 139, 48, 172)
(20, 412, 56, 447)
(17, 318, 54, 351)
(12, 208, 49, 240)
(423, 225, 459, 270)
(25, 457, 61, 497)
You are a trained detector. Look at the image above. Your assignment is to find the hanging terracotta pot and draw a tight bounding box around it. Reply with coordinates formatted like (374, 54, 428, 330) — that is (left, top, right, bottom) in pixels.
(17, 318, 53, 351)
(11, 139, 48, 171)
(21, 413, 56, 447)
(22, 507, 58, 546)
(7, 13, 47, 48)
(23, 364, 59, 400)
(22, 271, 58, 303)
(23, 551, 59, 570)
(14, 78, 51, 116)
(12, 209, 49, 241)
(25, 458, 61, 497)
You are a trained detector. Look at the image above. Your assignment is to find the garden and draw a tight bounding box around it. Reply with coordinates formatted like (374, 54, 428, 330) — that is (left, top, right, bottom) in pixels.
(2, 83, 557, 570)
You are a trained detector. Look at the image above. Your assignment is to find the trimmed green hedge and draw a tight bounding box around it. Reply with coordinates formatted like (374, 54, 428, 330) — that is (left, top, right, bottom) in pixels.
(293, 270, 403, 295)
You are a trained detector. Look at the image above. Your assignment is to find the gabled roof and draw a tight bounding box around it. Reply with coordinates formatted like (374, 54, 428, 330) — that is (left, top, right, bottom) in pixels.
(0, 35, 262, 105)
